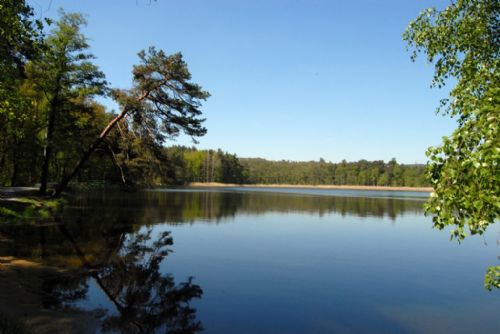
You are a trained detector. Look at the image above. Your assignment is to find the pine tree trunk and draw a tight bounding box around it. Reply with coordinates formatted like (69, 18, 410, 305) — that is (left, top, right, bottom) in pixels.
(52, 109, 129, 197)
(52, 90, 149, 197)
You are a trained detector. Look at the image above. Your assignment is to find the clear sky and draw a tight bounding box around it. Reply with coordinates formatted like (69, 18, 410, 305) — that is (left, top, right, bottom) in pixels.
(28, 0, 455, 164)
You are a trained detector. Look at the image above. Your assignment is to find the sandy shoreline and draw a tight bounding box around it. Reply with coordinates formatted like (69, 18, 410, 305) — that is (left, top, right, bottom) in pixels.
(188, 182, 433, 192)
(0, 257, 99, 334)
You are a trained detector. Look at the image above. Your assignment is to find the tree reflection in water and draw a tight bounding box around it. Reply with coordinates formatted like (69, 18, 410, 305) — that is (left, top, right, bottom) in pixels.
(59, 224, 203, 333)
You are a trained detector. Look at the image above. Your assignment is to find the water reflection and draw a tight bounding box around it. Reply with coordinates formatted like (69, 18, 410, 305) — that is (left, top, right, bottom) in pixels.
(1, 189, 498, 334)
(66, 189, 425, 225)
(40, 269, 88, 309)
(0, 220, 203, 333)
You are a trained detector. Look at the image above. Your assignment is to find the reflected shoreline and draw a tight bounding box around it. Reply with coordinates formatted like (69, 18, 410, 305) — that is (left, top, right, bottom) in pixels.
(0, 189, 498, 334)
(0, 188, 424, 332)
(66, 188, 425, 226)
(0, 221, 203, 334)
(0, 220, 203, 334)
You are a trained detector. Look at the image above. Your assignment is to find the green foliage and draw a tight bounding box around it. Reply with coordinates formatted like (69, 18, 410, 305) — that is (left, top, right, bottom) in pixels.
(485, 266, 500, 291)
(144, 147, 427, 187)
(0, 1, 46, 187)
(404, 0, 499, 241)
(0, 0, 44, 83)
(0, 10, 110, 189)
(240, 157, 427, 187)
(84, 48, 211, 189)
(30, 11, 107, 100)
(0, 197, 64, 221)
(1, 10, 211, 193)
(113, 47, 209, 141)
(50, 46, 210, 196)
(0, 207, 17, 218)
(29, 10, 108, 194)
(108, 120, 173, 187)
(425, 88, 499, 240)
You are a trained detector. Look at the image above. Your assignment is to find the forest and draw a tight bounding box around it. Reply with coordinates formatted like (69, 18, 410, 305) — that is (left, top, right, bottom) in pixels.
(0, 6, 428, 191)
(161, 147, 428, 186)
(1, 7, 211, 196)
(0, 130, 429, 187)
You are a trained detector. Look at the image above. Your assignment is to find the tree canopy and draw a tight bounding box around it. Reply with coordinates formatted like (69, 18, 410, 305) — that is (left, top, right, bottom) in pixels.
(404, 0, 499, 241)
(0, 0, 44, 83)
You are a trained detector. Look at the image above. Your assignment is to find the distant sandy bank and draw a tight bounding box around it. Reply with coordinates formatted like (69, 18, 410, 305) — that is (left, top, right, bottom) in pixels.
(188, 182, 433, 192)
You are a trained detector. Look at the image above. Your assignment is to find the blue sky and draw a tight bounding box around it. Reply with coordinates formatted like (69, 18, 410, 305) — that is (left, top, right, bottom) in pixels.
(29, 0, 455, 163)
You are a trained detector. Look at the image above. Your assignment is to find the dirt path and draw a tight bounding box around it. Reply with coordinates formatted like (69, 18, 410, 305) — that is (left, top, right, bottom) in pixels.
(0, 187, 38, 199)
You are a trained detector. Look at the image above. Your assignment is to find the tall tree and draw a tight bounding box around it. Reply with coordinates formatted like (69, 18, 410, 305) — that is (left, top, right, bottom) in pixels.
(29, 11, 107, 194)
(53, 47, 210, 197)
(404, 0, 499, 241)
(0, 0, 45, 186)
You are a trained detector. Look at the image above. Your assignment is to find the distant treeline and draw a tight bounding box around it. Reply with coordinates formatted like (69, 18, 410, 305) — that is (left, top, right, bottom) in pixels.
(161, 147, 428, 187)
(0, 139, 428, 188)
(240, 157, 428, 187)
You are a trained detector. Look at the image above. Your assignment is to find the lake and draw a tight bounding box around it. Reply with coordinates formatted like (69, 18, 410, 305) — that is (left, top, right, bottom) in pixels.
(0, 187, 499, 333)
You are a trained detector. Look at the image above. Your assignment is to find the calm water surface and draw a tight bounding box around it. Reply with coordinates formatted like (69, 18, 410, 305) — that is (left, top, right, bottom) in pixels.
(1, 188, 499, 333)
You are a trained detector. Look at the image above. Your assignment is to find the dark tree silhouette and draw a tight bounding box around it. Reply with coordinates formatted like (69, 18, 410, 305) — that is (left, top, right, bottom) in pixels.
(59, 225, 204, 333)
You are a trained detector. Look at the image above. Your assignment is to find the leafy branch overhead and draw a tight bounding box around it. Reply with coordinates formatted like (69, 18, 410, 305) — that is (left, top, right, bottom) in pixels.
(404, 0, 499, 241)
(113, 47, 209, 142)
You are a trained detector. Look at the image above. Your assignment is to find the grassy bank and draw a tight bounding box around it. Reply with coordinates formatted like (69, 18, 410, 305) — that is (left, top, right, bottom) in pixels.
(0, 188, 64, 220)
(188, 182, 433, 192)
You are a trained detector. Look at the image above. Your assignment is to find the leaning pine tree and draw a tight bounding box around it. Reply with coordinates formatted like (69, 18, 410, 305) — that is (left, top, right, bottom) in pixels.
(53, 47, 210, 197)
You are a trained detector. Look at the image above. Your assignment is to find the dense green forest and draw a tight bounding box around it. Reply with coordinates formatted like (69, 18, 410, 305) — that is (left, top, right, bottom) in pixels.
(240, 157, 427, 186)
(161, 147, 428, 186)
(0, 5, 209, 195)
(1, 135, 429, 187)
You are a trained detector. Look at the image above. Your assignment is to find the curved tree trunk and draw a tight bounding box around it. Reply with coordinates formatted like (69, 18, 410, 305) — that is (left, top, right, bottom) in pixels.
(52, 109, 128, 197)
(52, 90, 150, 198)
